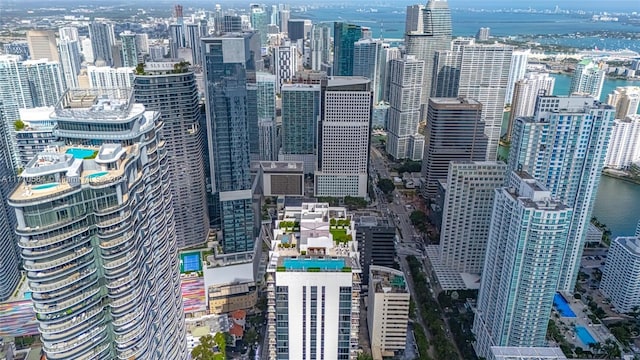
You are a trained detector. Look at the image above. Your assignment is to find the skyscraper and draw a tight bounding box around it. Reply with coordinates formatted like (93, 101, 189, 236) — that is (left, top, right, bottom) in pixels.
(386, 56, 424, 160)
(570, 58, 605, 99)
(23, 59, 66, 107)
(507, 72, 555, 141)
(185, 22, 206, 65)
(169, 24, 186, 58)
(59, 26, 79, 42)
(133, 61, 209, 249)
(432, 44, 513, 160)
(87, 66, 134, 88)
(380, 46, 402, 102)
(88, 22, 116, 66)
(310, 24, 331, 71)
(0, 108, 19, 302)
(508, 95, 615, 291)
(315, 77, 372, 198)
(607, 86, 640, 119)
(421, 98, 488, 199)
(248, 72, 278, 160)
(405, 0, 452, 113)
(274, 44, 298, 93)
(58, 39, 82, 88)
(26, 30, 58, 61)
(333, 22, 362, 76)
(8, 88, 187, 360)
(279, 10, 290, 34)
(280, 83, 321, 173)
(504, 50, 529, 105)
(473, 172, 572, 358)
(438, 161, 506, 274)
(353, 38, 383, 101)
(250, 5, 269, 45)
(604, 115, 640, 170)
(203, 33, 256, 254)
(288, 19, 307, 41)
(356, 216, 396, 284)
(120, 31, 139, 67)
(405, 4, 425, 33)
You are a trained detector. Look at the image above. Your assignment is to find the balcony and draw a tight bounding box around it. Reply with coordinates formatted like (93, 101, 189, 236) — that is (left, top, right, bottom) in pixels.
(19, 226, 89, 249)
(112, 309, 141, 327)
(44, 326, 106, 359)
(30, 267, 97, 293)
(40, 306, 103, 335)
(96, 210, 131, 228)
(23, 247, 93, 271)
(99, 231, 134, 249)
(103, 251, 136, 270)
(34, 288, 100, 314)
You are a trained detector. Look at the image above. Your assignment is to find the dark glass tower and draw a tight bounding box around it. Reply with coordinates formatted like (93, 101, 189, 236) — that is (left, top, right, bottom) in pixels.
(332, 22, 362, 76)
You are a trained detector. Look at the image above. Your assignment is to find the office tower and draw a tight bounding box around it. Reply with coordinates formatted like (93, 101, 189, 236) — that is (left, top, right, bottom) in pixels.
(133, 62, 209, 249)
(0, 108, 19, 302)
(405, 4, 425, 33)
(438, 161, 507, 274)
(202, 33, 255, 254)
(26, 30, 58, 61)
(356, 216, 396, 284)
(223, 15, 243, 33)
(169, 24, 186, 58)
(88, 22, 116, 66)
(256, 73, 278, 160)
(87, 66, 134, 88)
(473, 172, 572, 358)
(111, 43, 123, 68)
(266, 202, 361, 360)
(119, 31, 138, 67)
(8, 88, 187, 360)
(432, 44, 513, 160)
(509, 95, 615, 291)
(368, 266, 410, 359)
(504, 50, 529, 105)
(279, 10, 290, 34)
(600, 236, 640, 314)
(23, 59, 66, 107)
(405, 0, 452, 112)
(250, 5, 269, 45)
(421, 98, 488, 199)
(280, 83, 321, 174)
(186, 23, 203, 65)
(149, 45, 166, 61)
(604, 115, 640, 169)
(135, 33, 150, 55)
(274, 44, 298, 93)
(607, 86, 640, 118)
(381, 46, 402, 102)
(353, 38, 383, 102)
(16, 107, 56, 167)
(58, 39, 82, 88)
(288, 19, 306, 41)
(333, 22, 362, 77)
(386, 56, 424, 160)
(59, 26, 79, 42)
(315, 77, 372, 198)
(81, 37, 94, 63)
(476, 27, 490, 41)
(507, 72, 555, 141)
(570, 58, 605, 99)
(212, 5, 224, 34)
(270, 4, 279, 25)
(310, 24, 331, 71)
(3, 41, 30, 60)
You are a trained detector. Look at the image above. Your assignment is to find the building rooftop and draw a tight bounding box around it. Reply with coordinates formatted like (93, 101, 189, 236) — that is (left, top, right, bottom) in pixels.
(259, 161, 304, 173)
(52, 88, 137, 122)
(615, 236, 640, 256)
(370, 266, 408, 294)
(490, 346, 567, 359)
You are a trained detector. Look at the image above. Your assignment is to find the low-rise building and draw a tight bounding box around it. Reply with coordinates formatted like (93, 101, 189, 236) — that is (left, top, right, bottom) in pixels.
(490, 346, 567, 360)
(600, 236, 640, 313)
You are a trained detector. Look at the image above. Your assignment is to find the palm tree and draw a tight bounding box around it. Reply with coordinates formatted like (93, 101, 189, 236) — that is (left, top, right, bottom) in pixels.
(191, 335, 217, 360)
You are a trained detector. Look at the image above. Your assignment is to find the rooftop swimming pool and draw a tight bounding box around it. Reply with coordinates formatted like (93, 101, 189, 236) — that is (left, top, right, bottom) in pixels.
(86, 171, 108, 179)
(283, 258, 345, 270)
(576, 326, 596, 345)
(553, 293, 576, 318)
(32, 183, 58, 190)
(66, 148, 96, 159)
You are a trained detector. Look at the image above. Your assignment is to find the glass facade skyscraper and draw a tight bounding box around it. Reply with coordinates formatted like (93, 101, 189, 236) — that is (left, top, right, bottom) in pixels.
(332, 22, 362, 77)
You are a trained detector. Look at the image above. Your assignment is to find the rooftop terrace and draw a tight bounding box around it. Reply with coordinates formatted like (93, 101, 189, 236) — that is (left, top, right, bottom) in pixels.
(52, 88, 136, 121)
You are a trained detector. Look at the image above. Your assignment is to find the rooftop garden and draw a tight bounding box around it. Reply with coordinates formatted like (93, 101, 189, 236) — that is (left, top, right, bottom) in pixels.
(330, 218, 352, 244)
(279, 221, 300, 232)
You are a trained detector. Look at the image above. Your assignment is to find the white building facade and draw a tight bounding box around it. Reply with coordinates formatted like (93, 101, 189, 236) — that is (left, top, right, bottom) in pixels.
(504, 50, 529, 105)
(87, 66, 135, 89)
(274, 44, 298, 93)
(600, 236, 640, 314)
(604, 115, 640, 170)
(570, 58, 605, 99)
(607, 86, 640, 119)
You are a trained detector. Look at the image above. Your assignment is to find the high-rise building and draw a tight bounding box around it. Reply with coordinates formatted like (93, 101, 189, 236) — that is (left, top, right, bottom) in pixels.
(504, 50, 529, 105)
(120, 31, 139, 67)
(26, 30, 58, 61)
(16, 107, 57, 167)
(3, 41, 30, 61)
(356, 216, 396, 284)
(0, 108, 19, 302)
(250, 5, 269, 45)
(185, 23, 205, 65)
(202, 33, 256, 254)
(604, 115, 640, 170)
(405, 5, 425, 33)
(405, 0, 452, 113)
(274, 44, 298, 93)
(87, 66, 134, 88)
(507, 72, 555, 141)
(169, 24, 186, 58)
(508, 95, 615, 291)
(88, 22, 116, 66)
(476, 27, 490, 41)
(8, 88, 187, 360)
(310, 25, 331, 71)
(279, 10, 290, 34)
(247, 72, 278, 161)
(333, 22, 362, 76)
(266, 203, 361, 360)
(570, 58, 605, 99)
(380, 46, 402, 103)
(607, 86, 640, 119)
(149, 45, 166, 61)
(438, 161, 507, 274)
(367, 266, 410, 359)
(135, 33, 150, 55)
(473, 172, 573, 358)
(386, 56, 424, 160)
(23, 59, 66, 107)
(287, 19, 306, 41)
(421, 98, 488, 199)
(600, 236, 640, 314)
(315, 77, 372, 198)
(432, 44, 513, 160)
(59, 27, 79, 42)
(223, 15, 243, 33)
(58, 39, 82, 88)
(133, 61, 209, 249)
(280, 83, 321, 174)
(81, 38, 94, 63)
(353, 38, 383, 101)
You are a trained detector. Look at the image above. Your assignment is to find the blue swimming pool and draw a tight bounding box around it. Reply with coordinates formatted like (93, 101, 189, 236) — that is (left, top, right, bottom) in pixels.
(32, 183, 58, 190)
(66, 148, 96, 159)
(576, 326, 596, 345)
(282, 258, 345, 270)
(86, 171, 108, 179)
(553, 293, 577, 317)
(24, 291, 32, 300)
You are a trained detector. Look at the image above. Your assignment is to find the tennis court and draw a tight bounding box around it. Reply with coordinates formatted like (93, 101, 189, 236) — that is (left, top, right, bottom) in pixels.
(180, 252, 202, 273)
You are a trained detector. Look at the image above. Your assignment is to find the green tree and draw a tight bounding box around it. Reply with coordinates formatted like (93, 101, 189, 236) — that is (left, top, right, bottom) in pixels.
(357, 354, 374, 360)
(245, 328, 259, 346)
(377, 178, 395, 194)
(191, 335, 217, 360)
(14, 119, 25, 131)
